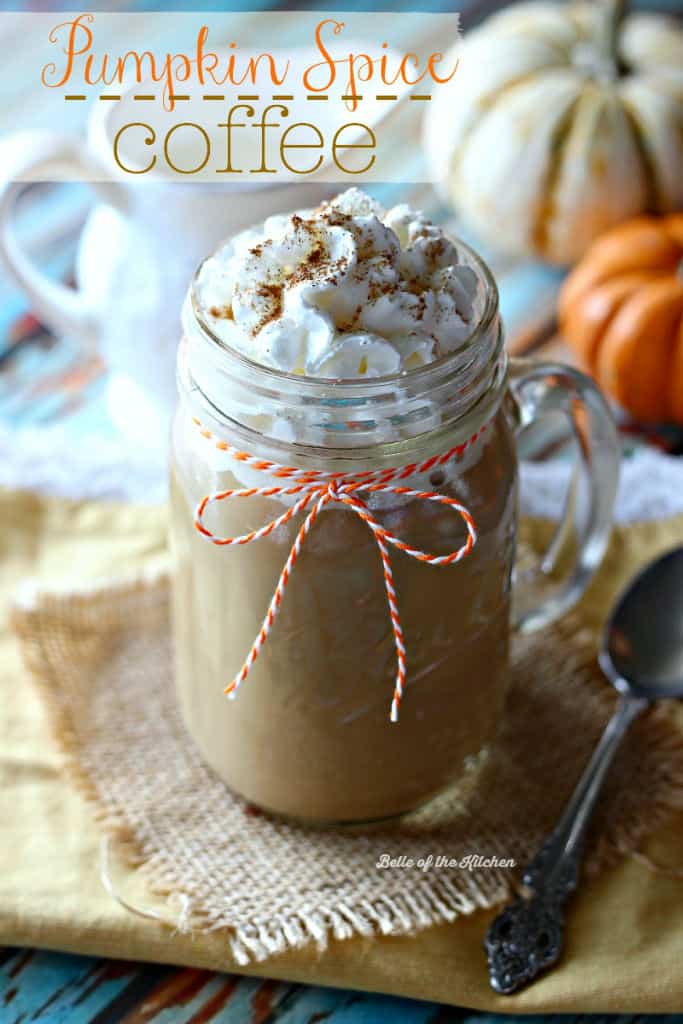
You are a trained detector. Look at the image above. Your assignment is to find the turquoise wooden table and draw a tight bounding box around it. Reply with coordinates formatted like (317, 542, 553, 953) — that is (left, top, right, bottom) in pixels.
(0, 949, 456, 1021)
(2, 1, 682, 1020)
(4, 949, 680, 1023)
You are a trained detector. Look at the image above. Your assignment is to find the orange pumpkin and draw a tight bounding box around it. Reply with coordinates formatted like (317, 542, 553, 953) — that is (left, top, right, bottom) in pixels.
(559, 214, 683, 424)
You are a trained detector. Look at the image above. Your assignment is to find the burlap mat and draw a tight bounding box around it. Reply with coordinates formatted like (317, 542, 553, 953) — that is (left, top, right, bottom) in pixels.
(12, 570, 683, 966)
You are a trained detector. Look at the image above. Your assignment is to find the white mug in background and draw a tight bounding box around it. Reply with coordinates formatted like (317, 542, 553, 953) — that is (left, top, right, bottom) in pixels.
(0, 49, 409, 454)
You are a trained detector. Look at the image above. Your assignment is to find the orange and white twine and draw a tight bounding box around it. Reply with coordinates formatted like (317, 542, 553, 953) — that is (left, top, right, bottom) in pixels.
(192, 417, 485, 722)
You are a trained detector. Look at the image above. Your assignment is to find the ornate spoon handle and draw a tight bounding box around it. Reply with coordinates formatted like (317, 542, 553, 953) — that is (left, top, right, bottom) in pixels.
(485, 692, 648, 995)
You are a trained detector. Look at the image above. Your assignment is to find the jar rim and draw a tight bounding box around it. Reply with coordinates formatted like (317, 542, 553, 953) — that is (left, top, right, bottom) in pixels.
(180, 231, 506, 459)
(187, 234, 501, 394)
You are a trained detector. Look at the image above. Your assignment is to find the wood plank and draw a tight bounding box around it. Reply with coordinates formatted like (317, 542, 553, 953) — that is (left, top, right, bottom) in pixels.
(111, 973, 292, 1024)
(0, 951, 149, 1023)
(0, 945, 668, 1024)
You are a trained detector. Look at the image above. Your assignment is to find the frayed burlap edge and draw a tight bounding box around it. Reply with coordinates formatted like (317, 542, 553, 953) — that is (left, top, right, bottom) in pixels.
(12, 573, 210, 936)
(11, 571, 683, 965)
(10, 585, 514, 962)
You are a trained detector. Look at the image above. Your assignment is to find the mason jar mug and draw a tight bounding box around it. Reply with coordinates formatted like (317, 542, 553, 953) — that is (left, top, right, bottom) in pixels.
(170, 239, 619, 824)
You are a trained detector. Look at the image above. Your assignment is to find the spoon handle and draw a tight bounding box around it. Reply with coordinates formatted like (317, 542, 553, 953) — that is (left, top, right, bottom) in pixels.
(485, 692, 648, 995)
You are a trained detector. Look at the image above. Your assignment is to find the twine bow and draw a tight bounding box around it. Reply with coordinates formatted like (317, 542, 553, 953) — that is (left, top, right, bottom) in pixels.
(193, 418, 483, 721)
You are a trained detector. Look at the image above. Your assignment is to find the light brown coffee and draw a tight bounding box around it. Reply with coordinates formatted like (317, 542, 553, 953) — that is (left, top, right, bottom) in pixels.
(170, 410, 517, 823)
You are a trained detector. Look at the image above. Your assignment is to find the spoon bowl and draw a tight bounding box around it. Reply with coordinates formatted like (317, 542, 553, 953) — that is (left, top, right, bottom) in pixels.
(600, 546, 683, 701)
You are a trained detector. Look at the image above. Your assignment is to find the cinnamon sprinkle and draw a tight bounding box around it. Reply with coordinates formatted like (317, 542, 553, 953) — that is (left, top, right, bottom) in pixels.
(253, 283, 283, 334)
(209, 304, 234, 321)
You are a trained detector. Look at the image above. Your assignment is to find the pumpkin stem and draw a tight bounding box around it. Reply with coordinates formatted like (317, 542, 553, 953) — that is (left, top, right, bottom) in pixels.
(600, 0, 629, 75)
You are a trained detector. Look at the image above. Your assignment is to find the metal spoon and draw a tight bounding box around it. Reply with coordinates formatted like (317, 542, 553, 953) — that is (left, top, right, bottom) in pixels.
(485, 545, 683, 995)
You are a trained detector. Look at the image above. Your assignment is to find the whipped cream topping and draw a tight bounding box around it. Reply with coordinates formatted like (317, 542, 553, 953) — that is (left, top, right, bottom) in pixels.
(194, 188, 479, 379)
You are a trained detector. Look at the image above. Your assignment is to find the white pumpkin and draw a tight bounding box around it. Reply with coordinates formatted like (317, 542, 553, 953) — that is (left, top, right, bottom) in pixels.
(425, 1, 683, 265)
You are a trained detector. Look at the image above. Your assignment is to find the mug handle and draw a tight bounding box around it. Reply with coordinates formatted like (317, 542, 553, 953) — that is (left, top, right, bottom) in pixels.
(509, 357, 620, 632)
(0, 132, 128, 347)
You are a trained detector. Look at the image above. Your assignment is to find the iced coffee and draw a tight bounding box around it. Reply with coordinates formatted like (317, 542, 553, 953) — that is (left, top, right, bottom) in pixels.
(171, 188, 516, 822)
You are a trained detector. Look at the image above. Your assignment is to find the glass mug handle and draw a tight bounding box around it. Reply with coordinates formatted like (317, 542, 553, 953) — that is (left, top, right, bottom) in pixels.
(508, 357, 620, 632)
